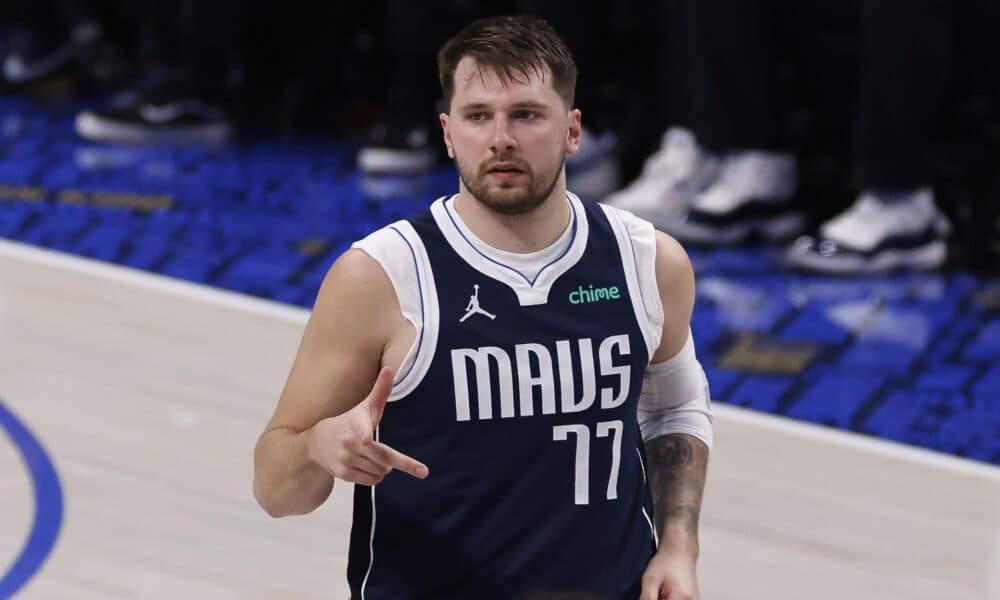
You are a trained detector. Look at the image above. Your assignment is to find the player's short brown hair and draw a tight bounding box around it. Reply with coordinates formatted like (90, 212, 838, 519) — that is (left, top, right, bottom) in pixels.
(437, 15, 577, 110)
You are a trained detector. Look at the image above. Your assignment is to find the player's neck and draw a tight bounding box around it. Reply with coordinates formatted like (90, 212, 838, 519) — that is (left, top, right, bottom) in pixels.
(452, 181, 571, 254)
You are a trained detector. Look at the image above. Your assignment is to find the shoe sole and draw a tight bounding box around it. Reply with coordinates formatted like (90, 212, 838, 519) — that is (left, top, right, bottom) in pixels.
(75, 112, 230, 145)
(786, 240, 947, 274)
(667, 211, 806, 245)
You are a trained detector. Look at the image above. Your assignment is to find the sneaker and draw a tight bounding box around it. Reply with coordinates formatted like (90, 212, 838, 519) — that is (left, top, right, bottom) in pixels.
(1, 20, 128, 87)
(605, 127, 719, 224)
(567, 126, 620, 201)
(785, 187, 950, 274)
(2, 22, 98, 84)
(665, 150, 802, 245)
(75, 83, 231, 145)
(358, 122, 435, 175)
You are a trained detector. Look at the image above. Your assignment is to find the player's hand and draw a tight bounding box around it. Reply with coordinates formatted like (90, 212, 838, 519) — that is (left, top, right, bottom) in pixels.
(306, 367, 429, 486)
(639, 549, 699, 600)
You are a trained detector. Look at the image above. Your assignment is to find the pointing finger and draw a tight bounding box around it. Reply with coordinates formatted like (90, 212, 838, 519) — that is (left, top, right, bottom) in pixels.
(355, 454, 392, 477)
(371, 442, 429, 479)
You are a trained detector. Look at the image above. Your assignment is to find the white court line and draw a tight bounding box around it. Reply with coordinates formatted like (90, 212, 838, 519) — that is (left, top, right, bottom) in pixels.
(4, 237, 1000, 482)
(0, 238, 310, 324)
(713, 404, 1000, 482)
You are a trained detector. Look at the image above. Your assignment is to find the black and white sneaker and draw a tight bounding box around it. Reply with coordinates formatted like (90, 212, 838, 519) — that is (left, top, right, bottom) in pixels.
(605, 127, 719, 225)
(785, 187, 950, 274)
(2, 22, 97, 84)
(2, 21, 126, 87)
(358, 122, 436, 175)
(664, 151, 802, 245)
(75, 88, 231, 145)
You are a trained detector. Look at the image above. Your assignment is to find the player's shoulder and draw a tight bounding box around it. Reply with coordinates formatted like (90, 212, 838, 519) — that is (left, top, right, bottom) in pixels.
(596, 202, 692, 310)
(316, 219, 430, 326)
(311, 222, 409, 305)
(299, 240, 404, 369)
(349, 219, 429, 288)
(595, 202, 687, 261)
(646, 230, 695, 336)
(594, 201, 657, 239)
(652, 229, 692, 281)
(316, 247, 393, 309)
(352, 219, 419, 263)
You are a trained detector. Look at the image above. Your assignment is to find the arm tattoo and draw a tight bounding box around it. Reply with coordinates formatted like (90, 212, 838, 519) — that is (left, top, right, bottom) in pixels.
(644, 433, 709, 542)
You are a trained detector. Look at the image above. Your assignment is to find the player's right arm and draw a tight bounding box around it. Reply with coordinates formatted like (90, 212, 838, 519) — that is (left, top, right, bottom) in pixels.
(252, 249, 428, 518)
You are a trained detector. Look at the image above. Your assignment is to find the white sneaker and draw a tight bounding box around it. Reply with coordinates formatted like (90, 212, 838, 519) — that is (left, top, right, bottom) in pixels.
(666, 150, 802, 245)
(358, 124, 435, 175)
(786, 187, 950, 273)
(605, 127, 719, 224)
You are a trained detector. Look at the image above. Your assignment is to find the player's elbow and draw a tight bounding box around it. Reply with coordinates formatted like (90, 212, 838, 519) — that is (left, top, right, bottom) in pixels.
(253, 478, 288, 518)
(639, 408, 714, 451)
(254, 478, 321, 518)
(638, 333, 714, 449)
(253, 429, 332, 518)
(252, 446, 302, 518)
(257, 498, 285, 519)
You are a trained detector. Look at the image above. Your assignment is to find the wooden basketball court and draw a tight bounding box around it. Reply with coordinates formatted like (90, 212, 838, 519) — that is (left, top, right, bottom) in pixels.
(1, 238, 998, 599)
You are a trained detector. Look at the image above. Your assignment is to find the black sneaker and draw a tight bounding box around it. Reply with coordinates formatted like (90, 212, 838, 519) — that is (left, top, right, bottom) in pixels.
(75, 82, 231, 145)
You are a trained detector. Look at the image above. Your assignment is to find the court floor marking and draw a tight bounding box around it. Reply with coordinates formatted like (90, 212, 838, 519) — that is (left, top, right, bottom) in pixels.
(0, 397, 64, 598)
(3, 237, 999, 484)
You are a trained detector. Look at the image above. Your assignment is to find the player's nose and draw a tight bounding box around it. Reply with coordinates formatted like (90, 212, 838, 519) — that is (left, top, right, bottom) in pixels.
(490, 115, 516, 152)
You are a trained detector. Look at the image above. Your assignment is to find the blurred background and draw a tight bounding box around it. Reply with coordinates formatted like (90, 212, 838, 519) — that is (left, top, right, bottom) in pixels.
(1, 0, 999, 464)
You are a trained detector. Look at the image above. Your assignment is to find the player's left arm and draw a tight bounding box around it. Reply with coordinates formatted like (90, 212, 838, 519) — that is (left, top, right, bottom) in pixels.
(639, 230, 711, 600)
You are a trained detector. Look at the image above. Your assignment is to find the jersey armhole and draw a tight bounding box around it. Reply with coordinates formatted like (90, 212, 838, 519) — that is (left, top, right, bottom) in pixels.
(597, 204, 664, 361)
(351, 221, 439, 401)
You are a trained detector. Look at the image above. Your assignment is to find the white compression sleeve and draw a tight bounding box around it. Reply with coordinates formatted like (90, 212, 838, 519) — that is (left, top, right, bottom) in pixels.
(637, 330, 714, 449)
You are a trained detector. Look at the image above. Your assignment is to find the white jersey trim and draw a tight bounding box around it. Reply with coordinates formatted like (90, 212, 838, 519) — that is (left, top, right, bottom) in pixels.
(430, 192, 590, 306)
(351, 221, 439, 401)
(361, 426, 380, 597)
(598, 204, 664, 361)
(636, 447, 659, 547)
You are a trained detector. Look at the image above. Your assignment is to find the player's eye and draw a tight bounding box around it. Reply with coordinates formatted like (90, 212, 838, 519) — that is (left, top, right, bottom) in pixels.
(467, 112, 489, 122)
(513, 110, 538, 120)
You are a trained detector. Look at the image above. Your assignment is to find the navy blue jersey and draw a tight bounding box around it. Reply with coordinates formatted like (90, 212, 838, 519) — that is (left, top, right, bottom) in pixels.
(347, 194, 660, 599)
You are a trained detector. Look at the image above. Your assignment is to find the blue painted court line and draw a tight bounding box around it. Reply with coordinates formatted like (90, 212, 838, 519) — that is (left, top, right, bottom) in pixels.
(0, 398, 64, 599)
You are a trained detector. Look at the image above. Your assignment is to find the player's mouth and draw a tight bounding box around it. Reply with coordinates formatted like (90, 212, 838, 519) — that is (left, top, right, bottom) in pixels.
(486, 162, 526, 181)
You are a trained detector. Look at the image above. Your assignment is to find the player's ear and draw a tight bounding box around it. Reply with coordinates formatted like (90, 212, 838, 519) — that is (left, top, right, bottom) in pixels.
(566, 108, 582, 156)
(440, 112, 454, 159)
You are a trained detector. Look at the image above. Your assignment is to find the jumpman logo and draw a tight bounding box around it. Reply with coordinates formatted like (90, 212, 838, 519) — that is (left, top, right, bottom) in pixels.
(460, 284, 496, 322)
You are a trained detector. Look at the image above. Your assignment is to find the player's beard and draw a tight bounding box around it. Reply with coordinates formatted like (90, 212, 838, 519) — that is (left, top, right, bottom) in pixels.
(456, 150, 565, 216)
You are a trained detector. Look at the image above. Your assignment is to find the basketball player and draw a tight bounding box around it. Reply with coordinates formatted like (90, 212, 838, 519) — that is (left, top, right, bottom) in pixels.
(253, 15, 713, 600)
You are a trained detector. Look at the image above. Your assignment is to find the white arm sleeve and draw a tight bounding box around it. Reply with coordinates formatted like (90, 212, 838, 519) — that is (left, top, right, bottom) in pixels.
(637, 329, 714, 449)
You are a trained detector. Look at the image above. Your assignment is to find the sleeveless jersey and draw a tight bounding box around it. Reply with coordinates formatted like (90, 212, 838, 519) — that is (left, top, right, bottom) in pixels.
(347, 193, 664, 600)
